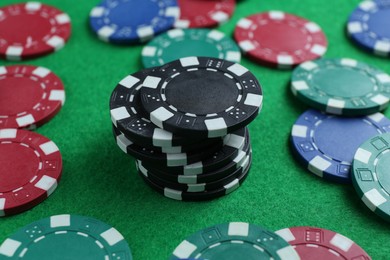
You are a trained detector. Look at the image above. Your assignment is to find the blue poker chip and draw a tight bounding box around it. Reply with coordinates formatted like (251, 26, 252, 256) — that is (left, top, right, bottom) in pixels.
(89, 0, 180, 44)
(291, 109, 390, 183)
(347, 0, 390, 57)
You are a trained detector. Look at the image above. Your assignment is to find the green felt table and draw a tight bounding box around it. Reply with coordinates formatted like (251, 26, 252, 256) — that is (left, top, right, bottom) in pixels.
(1, 0, 390, 259)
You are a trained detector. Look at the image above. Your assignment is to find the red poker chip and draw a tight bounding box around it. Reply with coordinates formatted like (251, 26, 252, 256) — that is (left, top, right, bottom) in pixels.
(276, 227, 372, 260)
(175, 0, 235, 28)
(0, 65, 65, 129)
(0, 2, 71, 61)
(0, 129, 62, 216)
(234, 11, 328, 69)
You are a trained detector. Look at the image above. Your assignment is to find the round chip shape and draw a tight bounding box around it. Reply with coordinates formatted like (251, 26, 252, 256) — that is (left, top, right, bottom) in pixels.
(347, 0, 390, 57)
(234, 11, 327, 69)
(140, 57, 263, 138)
(142, 28, 241, 68)
(89, 0, 180, 44)
(174, 0, 235, 28)
(352, 132, 390, 222)
(275, 227, 371, 260)
(0, 2, 71, 61)
(0, 129, 62, 216)
(291, 110, 390, 183)
(0, 214, 133, 259)
(110, 69, 210, 148)
(291, 58, 390, 116)
(137, 152, 251, 201)
(170, 222, 300, 259)
(0, 65, 65, 129)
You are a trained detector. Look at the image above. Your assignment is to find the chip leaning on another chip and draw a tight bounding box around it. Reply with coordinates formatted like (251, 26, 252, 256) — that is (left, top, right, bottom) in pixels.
(352, 133, 390, 222)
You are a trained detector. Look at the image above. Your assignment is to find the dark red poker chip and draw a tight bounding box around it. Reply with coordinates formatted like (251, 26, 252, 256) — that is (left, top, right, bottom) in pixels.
(0, 65, 65, 129)
(0, 2, 71, 61)
(0, 129, 62, 216)
(276, 227, 372, 260)
(175, 0, 235, 28)
(234, 11, 327, 69)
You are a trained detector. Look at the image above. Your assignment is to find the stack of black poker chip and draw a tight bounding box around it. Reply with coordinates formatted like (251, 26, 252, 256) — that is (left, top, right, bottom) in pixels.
(109, 57, 263, 201)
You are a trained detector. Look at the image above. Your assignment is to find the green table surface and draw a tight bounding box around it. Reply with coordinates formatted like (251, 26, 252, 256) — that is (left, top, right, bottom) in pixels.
(1, 0, 390, 259)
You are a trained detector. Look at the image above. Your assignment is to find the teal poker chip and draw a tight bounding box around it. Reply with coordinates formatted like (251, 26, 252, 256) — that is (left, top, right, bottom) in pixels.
(291, 58, 390, 116)
(142, 28, 241, 68)
(170, 222, 299, 259)
(0, 214, 133, 259)
(352, 133, 390, 222)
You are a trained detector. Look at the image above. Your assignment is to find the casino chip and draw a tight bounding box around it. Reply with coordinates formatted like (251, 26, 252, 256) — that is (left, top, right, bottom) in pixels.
(0, 129, 62, 216)
(0, 2, 71, 61)
(142, 28, 241, 68)
(112, 124, 219, 153)
(142, 127, 250, 176)
(352, 133, 390, 222)
(170, 222, 299, 259)
(291, 110, 390, 183)
(0, 65, 65, 129)
(137, 152, 251, 201)
(276, 227, 371, 260)
(114, 126, 223, 167)
(138, 151, 250, 191)
(140, 57, 263, 138)
(291, 58, 390, 116)
(175, 0, 235, 28)
(89, 0, 180, 44)
(110, 69, 212, 148)
(0, 214, 133, 259)
(347, 0, 390, 57)
(234, 11, 327, 69)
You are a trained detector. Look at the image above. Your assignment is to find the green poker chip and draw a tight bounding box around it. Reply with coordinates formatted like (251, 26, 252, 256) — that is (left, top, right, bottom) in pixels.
(291, 58, 390, 116)
(0, 214, 133, 259)
(141, 28, 241, 68)
(169, 222, 299, 260)
(352, 133, 390, 222)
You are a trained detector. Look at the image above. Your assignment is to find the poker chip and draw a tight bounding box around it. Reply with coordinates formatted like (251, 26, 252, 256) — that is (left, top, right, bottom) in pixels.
(0, 214, 133, 259)
(112, 124, 220, 154)
(234, 11, 327, 69)
(291, 58, 390, 116)
(0, 65, 65, 129)
(170, 222, 299, 259)
(0, 2, 71, 61)
(0, 129, 62, 216)
(110, 69, 209, 148)
(142, 127, 250, 176)
(142, 28, 241, 68)
(138, 153, 250, 192)
(291, 110, 390, 183)
(276, 227, 371, 259)
(175, 0, 235, 28)
(114, 126, 223, 167)
(347, 0, 390, 57)
(89, 0, 180, 44)
(140, 57, 263, 138)
(137, 146, 250, 185)
(352, 133, 390, 222)
(137, 152, 251, 201)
